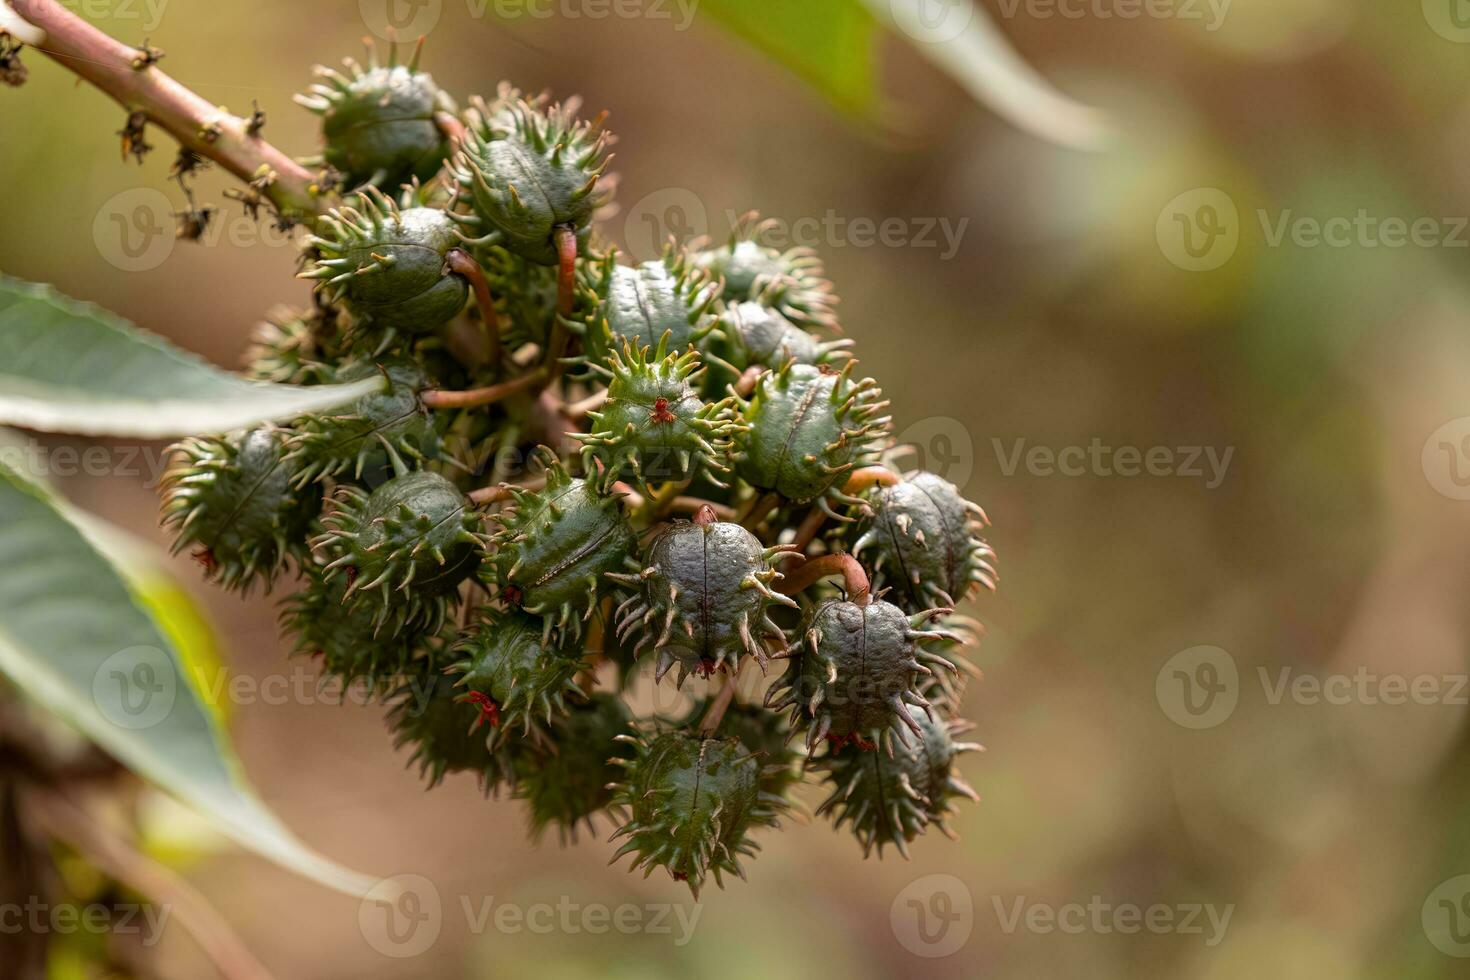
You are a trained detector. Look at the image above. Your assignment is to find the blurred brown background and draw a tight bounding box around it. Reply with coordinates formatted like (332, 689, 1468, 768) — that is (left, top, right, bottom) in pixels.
(7, 0, 1470, 976)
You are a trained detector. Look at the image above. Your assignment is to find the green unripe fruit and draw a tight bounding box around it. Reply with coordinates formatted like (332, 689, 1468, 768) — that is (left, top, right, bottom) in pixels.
(161, 426, 318, 594)
(816, 706, 981, 857)
(709, 301, 851, 375)
(484, 450, 637, 643)
(295, 46, 456, 190)
(316, 469, 486, 635)
(575, 248, 718, 374)
(766, 598, 960, 751)
(303, 188, 467, 337)
(610, 512, 795, 686)
(513, 693, 635, 841)
(453, 99, 611, 264)
(446, 610, 585, 740)
(609, 731, 782, 895)
(576, 338, 743, 490)
(281, 567, 431, 690)
(243, 305, 341, 385)
(678, 699, 805, 802)
(691, 213, 839, 333)
(734, 361, 890, 513)
(387, 673, 515, 792)
(285, 361, 441, 485)
(853, 471, 998, 611)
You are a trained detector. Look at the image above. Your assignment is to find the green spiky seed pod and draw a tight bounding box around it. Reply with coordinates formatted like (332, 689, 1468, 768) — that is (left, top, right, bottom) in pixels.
(281, 567, 430, 691)
(284, 361, 441, 485)
(816, 705, 981, 858)
(692, 213, 839, 333)
(387, 673, 515, 792)
(576, 337, 744, 490)
(242, 305, 341, 385)
(609, 513, 796, 686)
(680, 699, 805, 801)
(513, 693, 635, 841)
(161, 427, 318, 594)
(734, 362, 890, 515)
(766, 599, 960, 752)
(483, 449, 637, 642)
(709, 301, 852, 376)
(302, 187, 467, 337)
(853, 471, 998, 611)
(464, 83, 550, 140)
(452, 99, 612, 264)
(575, 247, 718, 374)
(294, 44, 456, 190)
(316, 469, 486, 635)
(479, 246, 560, 350)
(608, 731, 783, 895)
(446, 609, 586, 740)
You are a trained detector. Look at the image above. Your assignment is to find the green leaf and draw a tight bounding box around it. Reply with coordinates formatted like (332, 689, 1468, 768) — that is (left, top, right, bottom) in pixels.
(697, 0, 880, 117)
(0, 276, 381, 438)
(0, 460, 380, 897)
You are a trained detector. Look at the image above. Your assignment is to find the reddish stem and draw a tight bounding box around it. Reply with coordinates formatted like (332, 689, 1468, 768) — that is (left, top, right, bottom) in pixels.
(777, 553, 871, 606)
(844, 466, 900, 493)
(12, 0, 326, 222)
(421, 370, 542, 410)
(444, 248, 501, 374)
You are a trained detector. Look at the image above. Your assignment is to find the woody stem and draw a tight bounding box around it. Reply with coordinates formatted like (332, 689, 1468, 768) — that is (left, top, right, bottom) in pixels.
(10, 0, 327, 223)
(777, 553, 871, 606)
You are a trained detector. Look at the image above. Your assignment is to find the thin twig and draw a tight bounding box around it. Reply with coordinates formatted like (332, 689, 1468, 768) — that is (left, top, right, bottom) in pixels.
(444, 249, 501, 375)
(421, 370, 542, 410)
(844, 466, 900, 493)
(699, 661, 744, 734)
(11, 0, 326, 223)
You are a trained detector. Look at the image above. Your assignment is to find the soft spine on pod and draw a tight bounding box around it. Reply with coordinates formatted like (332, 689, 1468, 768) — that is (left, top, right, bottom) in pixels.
(445, 609, 585, 740)
(284, 361, 443, 485)
(766, 598, 963, 752)
(608, 731, 784, 896)
(692, 211, 840, 334)
(576, 336, 745, 491)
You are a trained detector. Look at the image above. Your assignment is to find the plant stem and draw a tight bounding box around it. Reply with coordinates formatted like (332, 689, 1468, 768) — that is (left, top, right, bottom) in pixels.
(11, 0, 327, 223)
(777, 552, 871, 606)
(740, 491, 780, 531)
(535, 224, 579, 394)
(791, 507, 828, 552)
(844, 466, 900, 493)
(699, 661, 744, 734)
(421, 370, 542, 409)
(444, 249, 501, 375)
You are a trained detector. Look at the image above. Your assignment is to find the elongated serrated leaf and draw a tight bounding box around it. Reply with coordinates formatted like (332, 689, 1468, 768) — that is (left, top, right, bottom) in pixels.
(0, 461, 379, 897)
(0, 276, 381, 437)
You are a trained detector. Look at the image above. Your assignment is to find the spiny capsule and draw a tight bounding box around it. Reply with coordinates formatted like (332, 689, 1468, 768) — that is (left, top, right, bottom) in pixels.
(573, 247, 718, 375)
(315, 468, 487, 635)
(685, 699, 806, 802)
(512, 693, 635, 842)
(691, 212, 839, 333)
(608, 731, 783, 896)
(816, 705, 981, 858)
(301, 187, 467, 339)
(161, 426, 318, 594)
(706, 301, 852, 377)
(483, 449, 637, 643)
(609, 512, 796, 687)
(853, 471, 998, 611)
(387, 672, 516, 792)
(734, 361, 890, 516)
(242, 305, 341, 385)
(281, 567, 430, 691)
(452, 98, 612, 265)
(284, 361, 442, 486)
(294, 41, 457, 190)
(446, 609, 586, 740)
(575, 337, 744, 491)
(766, 598, 961, 752)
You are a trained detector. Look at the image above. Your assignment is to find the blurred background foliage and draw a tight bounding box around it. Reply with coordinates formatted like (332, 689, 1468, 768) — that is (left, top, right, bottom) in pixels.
(5, 0, 1470, 977)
